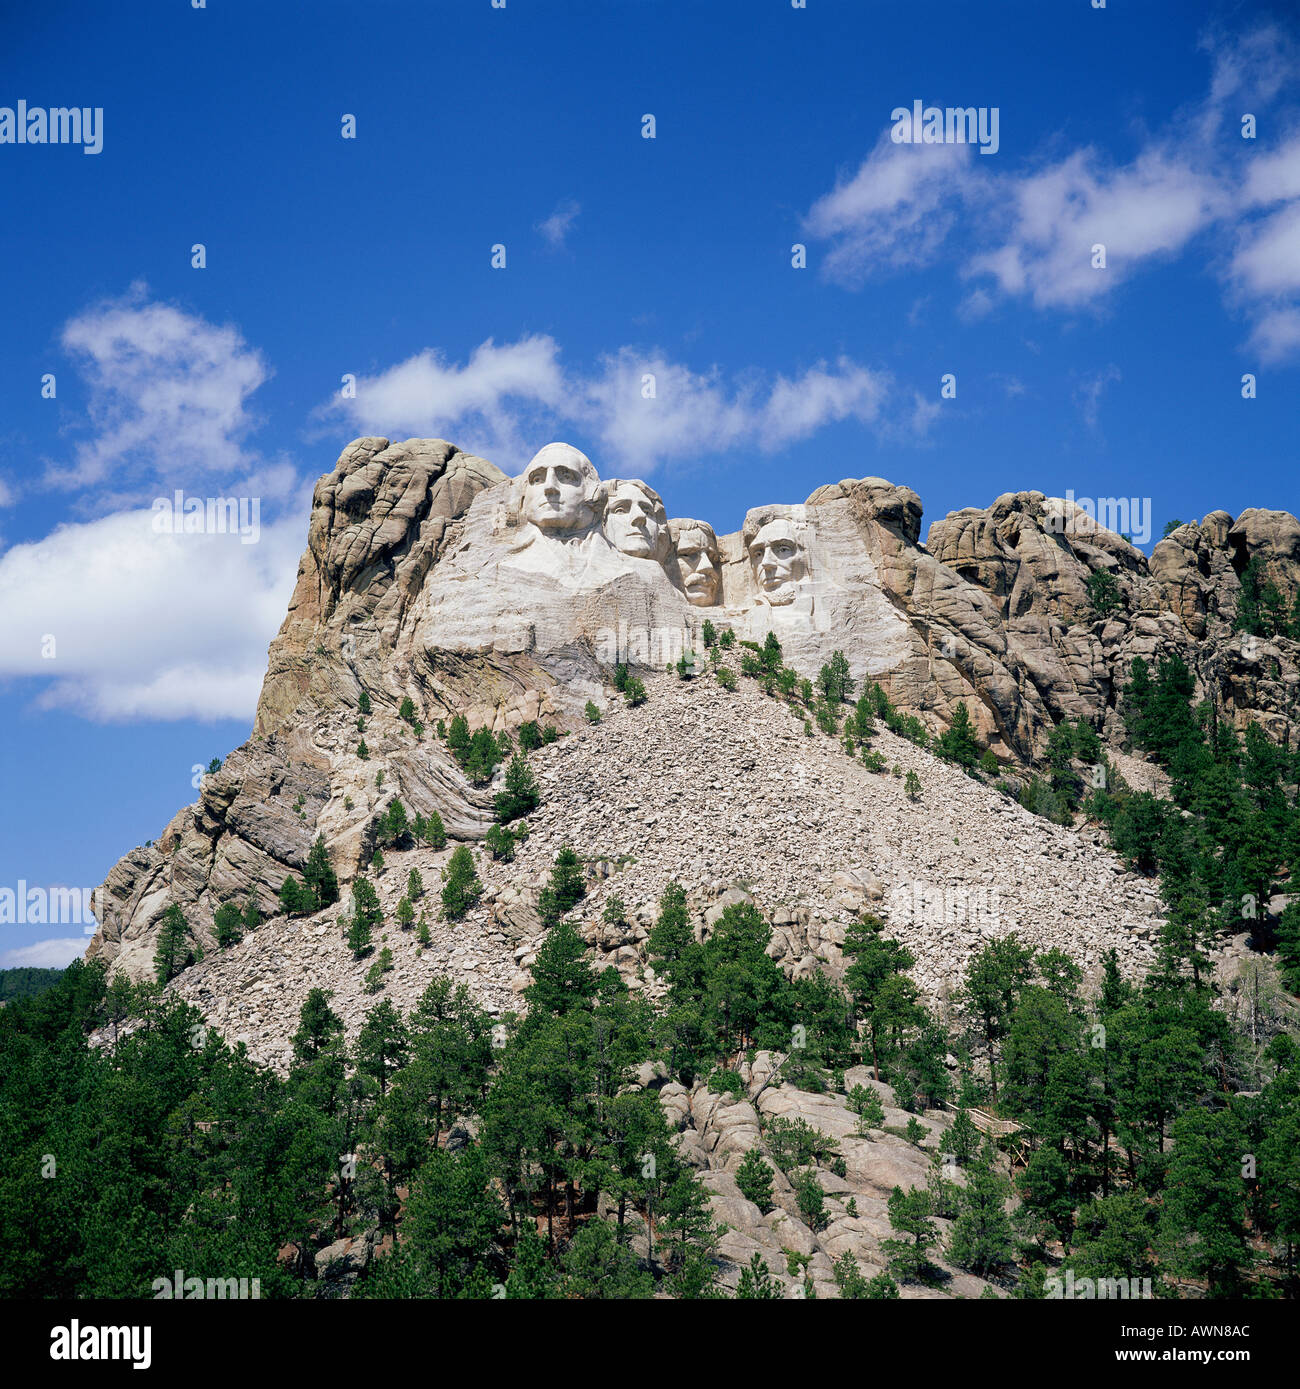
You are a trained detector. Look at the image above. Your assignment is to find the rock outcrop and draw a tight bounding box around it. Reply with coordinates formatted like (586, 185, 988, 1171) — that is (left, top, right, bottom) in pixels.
(88, 436, 1300, 988)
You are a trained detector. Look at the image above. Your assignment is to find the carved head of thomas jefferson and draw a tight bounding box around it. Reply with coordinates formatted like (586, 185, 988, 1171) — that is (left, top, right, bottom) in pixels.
(602, 479, 669, 562)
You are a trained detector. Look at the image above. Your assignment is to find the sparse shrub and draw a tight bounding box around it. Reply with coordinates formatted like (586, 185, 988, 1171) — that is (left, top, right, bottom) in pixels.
(904, 770, 922, 801)
(584, 700, 602, 724)
(716, 666, 737, 691)
(363, 946, 394, 993)
(623, 677, 647, 707)
(1087, 568, 1122, 618)
(848, 1084, 886, 1130)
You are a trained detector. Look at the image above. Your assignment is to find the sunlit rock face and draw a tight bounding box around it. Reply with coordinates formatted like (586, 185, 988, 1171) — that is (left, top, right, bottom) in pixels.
(87, 434, 1300, 983)
(260, 440, 1300, 765)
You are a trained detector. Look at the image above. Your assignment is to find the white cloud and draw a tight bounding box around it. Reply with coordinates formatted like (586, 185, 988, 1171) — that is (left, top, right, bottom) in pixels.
(803, 134, 981, 287)
(0, 938, 85, 969)
(970, 148, 1224, 310)
(802, 25, 1300, 357)
(1248, 306, 1300, 362)
(49, 285, 270, 492)
(1231, 200, 1300, 298)
(0, 503, 303, 721)
(1073, 364, 1122, 430)
(537, 198, 581, 249)
(335, 339, 906, 475)
(339, 335, 567, 465)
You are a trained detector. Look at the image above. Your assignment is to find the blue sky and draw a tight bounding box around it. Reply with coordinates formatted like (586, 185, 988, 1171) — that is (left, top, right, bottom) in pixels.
(2, 0, 1299, 966)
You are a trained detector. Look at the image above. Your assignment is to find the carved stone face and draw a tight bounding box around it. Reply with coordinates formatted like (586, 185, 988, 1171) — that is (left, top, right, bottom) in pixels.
(671, 522, 721, 606)
(604, 480, 668, 561)
(749, 519, 805, 605)
(521, 443, 596, 533)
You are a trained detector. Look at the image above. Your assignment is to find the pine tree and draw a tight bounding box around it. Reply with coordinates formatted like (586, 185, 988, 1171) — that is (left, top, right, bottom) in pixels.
(947, 1148, 1015, 1275)
(279, 876, 310, 916)
(407, 867, 423, 900)
(735, 1148, 775, 1212)
(882, 1185, 937, 1281)
(523, 918, 598, 1017)
(381, 799, 410, 846)
(213, 901, 244, 948)
(958, 933, 1034, 1102)
(303, 835, 340, 907)
(425, 809, 447, 850)
(447, 713, 471, 758)
(494, 755, 540, 823)
(347, 915, 373, 957)
(761, 631, 783, 672)
(817, 649, 853, 703)
(945, 1107, 980, 1164)
(396, 896, 414, 929)
(842, 916, 919, 1081)
(904, 770, 922, 800)
(537, 845, 586, 926)
(736, 1253, 782, 1299)
(292, 987, 344, 1063)
(358, 689, 372, 716)
(1087, 569, 1122, 617)
(153, 903, 197, 983)
(848, 1083, 886, 1130)
(485, 823, 515, 861)
(350, 875, 382, 935)
(935, 700, 980, 768)
(441, 846, 482, 920)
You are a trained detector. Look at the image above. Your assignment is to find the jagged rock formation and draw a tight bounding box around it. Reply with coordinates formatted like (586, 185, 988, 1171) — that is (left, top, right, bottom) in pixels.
(88, 437, 1300, 987)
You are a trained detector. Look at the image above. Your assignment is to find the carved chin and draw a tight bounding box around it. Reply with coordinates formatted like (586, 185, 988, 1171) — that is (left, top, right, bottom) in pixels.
(761, 581, 798, 605)
(530, 507, 587, 532)
(683, 578, 719, 606)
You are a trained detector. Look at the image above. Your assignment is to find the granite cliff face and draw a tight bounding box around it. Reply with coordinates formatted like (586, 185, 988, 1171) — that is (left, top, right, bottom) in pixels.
(87, 437, 1300, 983)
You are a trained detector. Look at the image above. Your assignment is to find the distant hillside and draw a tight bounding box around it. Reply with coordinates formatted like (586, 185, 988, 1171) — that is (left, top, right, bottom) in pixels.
(0, 967, 66, 1005)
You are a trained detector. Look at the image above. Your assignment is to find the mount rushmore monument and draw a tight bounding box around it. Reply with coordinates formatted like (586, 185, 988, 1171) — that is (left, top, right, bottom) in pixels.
(87, 434, 1300, 979)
